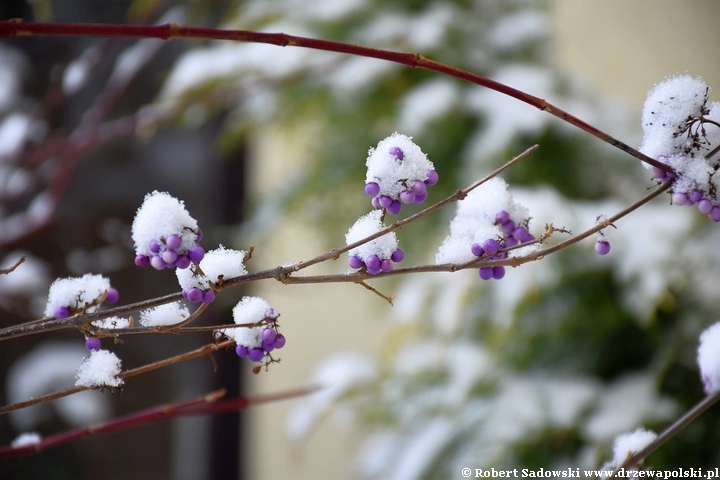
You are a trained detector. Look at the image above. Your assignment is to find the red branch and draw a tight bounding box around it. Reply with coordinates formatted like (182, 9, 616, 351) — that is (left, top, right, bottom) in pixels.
(0, 19, 672, 173)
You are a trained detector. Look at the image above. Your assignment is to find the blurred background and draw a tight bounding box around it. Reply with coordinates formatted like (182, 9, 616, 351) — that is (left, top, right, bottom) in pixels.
(1, 1, 720, 479)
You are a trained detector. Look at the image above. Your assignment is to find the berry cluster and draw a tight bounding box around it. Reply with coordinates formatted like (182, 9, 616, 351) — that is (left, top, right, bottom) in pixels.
(132, 191, 205, 270)
(180, 283, 215, 304)
(176, 246, 248, 305)
(45, 274, 119, 319)
(365, 133, 438, 215)
(671, 187, 720, 222)
(226, 297, 285, 364)
(471, 210, 535, 280)
(135, 231, 205, 270)
(346, 210, 402, 275)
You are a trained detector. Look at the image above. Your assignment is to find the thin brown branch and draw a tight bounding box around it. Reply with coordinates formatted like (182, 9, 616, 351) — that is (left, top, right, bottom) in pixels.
(0, 256, 25, 275)
(0, 21, 671, 173)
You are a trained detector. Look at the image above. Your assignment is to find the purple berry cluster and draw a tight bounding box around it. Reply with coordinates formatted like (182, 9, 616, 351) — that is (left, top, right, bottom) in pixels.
(365, 163, 439, 215)
(234, 308, 286, 363)
(348, 247, 405, 275)
(53, 287, 119, 319)
(471, 210, 535, 281)
(134, 230, 205, 270)
(181, 283, 216, 304)
(671, 189, 720, 222)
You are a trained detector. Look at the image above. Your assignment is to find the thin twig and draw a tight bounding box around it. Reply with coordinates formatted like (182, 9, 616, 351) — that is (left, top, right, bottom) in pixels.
(0, 256, 25, 275)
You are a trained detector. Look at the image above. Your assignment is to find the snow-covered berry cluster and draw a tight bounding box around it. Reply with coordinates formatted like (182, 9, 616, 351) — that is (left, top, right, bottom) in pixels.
(346, 210, 403, 275)
(176, 246, 248, 304)
(222, 297, 285, 364)
(640, 75, 720, 221)
(436, 177, 539, 279)
(470, 208, 535, 280)
(44, 273, 119, 319)
(364, 133, 438, 215)
(131, 191, 205, 270)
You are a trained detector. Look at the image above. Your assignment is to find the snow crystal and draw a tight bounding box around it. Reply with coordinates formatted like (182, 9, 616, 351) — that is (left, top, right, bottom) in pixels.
(176, 245, 248, 290)
(697, 322, 720, 394)
(640, 75, 709, 160)
(611, 428, 657, 466)
(131, 191, 200, 257)
(365, 133, 435, 200)
(11, 432, 41, 448)
(345, 210, 398, 265)
(43, 273, 112, 318)
(436, 177, 529, 264)
(139, 302, 189, 327)
(75, 349, 123, 388)
(92, 316, 131, 329)
(221, 296, 274, 348)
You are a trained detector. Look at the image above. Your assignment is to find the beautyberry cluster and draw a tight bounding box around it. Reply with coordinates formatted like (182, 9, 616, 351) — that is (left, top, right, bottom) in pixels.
(176, 246, 248, 305)
(471, 210, 535, 280)
(364, 133, 438, 215)
(131, 191, 205, 270)
(346, 210, 402, 275)
(225, 297, 285, 364)
(44, 274, 119, 319)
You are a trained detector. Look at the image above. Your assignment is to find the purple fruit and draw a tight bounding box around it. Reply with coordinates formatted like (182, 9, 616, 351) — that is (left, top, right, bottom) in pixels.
(391, 248, 405, 262)
(495, 210, 509, 225)
(387, 200, 402, 215)
(186, 287, 203, 303)
(380, 259, 394, 272)
(262, 341, 275, 352)
(262, 328, 277, 343)
(400, 191, 416, 204)
(366, 255, 381, 270)
(471, 243, 484, 257)
(365, 182, 380, 197)
(175, 255, 191, 269)
(389, 146, 404, 160)
(500, 220, 516, 235)
(165, 234, 182, 250)
(371, 196, 382, 209)
(709, 206, 720, 222)
(235, 345, 249, 358)
(411, 180, 427, 196)
(273, 335, 286, 349)
(265, 308, 279, 319)
(413, 192, 427, 204)
(512, 227, 529, 242)
(149, 239, 161, 253)
(105, 288, 119, 304)
(348, 255, 364, 269)
(379, 195, 393, 209)
(425, 170, 439, 185)
(672, 192, 688, 206)
(150, 255, 165, 270)
(188, 246, 205, 263)
(689, 190, 703, 203)
(85, 337, 101, 351)
(135, 254, 149, 268)
(162, 249, 178, 265)
(492, 266, 506, 280)
(201, 289, 215, 304)
(478, 267, 493, 280)
(248, 348, 264, 362)
(367, 265, 382, 275)
(54, 306, 70, 319)
(482, 239, 500, 256)
(595, 240, 611, 255)
(505, 236, 519, 247)
(698, 199, 713, 214)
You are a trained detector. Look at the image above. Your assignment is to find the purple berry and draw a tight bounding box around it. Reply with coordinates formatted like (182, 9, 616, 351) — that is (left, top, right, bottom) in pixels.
(709, 206, 720, 222)
(150, 255, 165, 270)
(262, 328, 277, 343)
(389, 146, 404, 160)
(505, 236, 519, 247)
(176, 255, 191, 269)
(698, 199, 713, 214)
(149, 239, 161, 253)
(53, 305, 70, 319)
(471, 243, 485, 257)
(348, 255, 364, 269)
(411, 180, 427, 196)
(495, 210, 509, 225)
(105, 288, 119, 304)
(366, 255, 381, 270)
(379, 196, 393, 209)
(400, 191, 416, 204)
(482, 239, 500, 256)
(85, 337, 101, 351)
(235, 345, 249, 358)
(386, 200, 402, 215)
(186, 287, 203, 303)
(135, 254, 149, 268)
(165, 234, 182, 250)
(512, 227, 529, 242)
(689, 190, 704, 203)
(201, 289, 215, 304)
(365, 182, 380, 197)
(265, 308, 279, 319)
(479, 267, 493, 280)
(672, 192, 688, 206)
(162, 249, 178, 265)
(391, 248, 405, 263)
(248, 348, 264, 362)
(500, 220, 516, 235)
(595, 240, 611, 255)
(425, 170, 439, 185)
(380, 259, 393, 272)
(188, 246, 205, 263)
(367, 265, 382, 275)
(371, 196, 382, 209)
(413, 191, 427, 204)
(273, 334, 286, 349)
(262, 342, 275, 352)
(492, 266, 506, 280)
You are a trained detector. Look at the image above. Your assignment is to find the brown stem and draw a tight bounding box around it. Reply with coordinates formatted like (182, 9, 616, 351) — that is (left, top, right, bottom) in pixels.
(0, 20, 672, 173)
